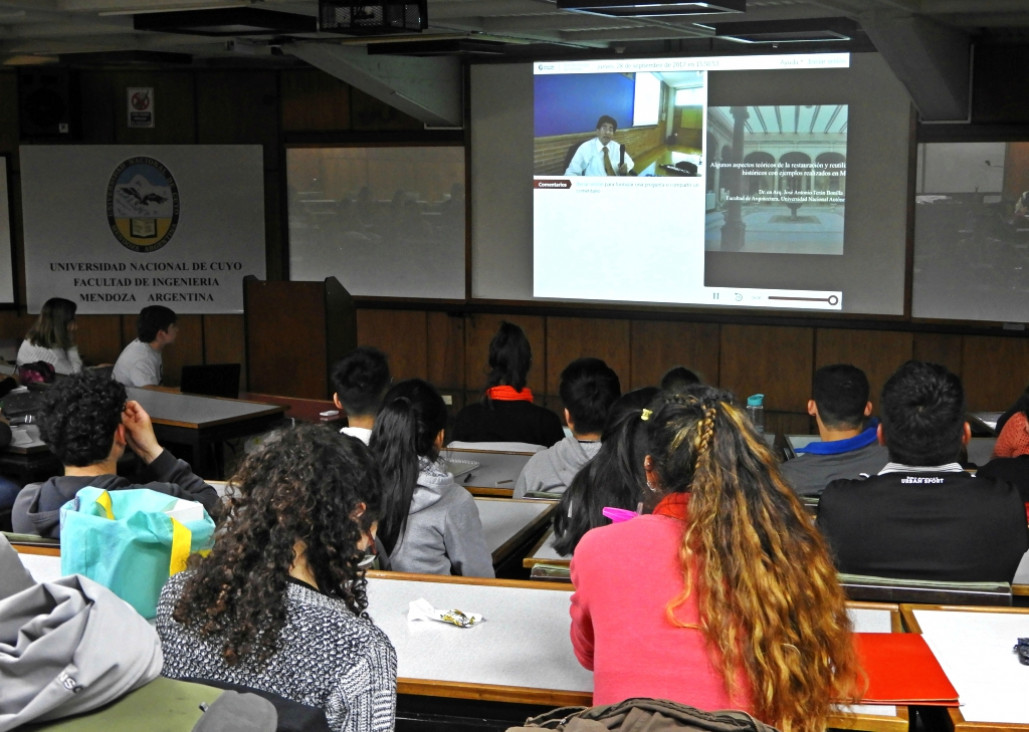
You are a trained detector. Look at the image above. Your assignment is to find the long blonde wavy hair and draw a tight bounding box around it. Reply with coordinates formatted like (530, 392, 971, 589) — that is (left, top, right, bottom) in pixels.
(645, 387, 863, 732)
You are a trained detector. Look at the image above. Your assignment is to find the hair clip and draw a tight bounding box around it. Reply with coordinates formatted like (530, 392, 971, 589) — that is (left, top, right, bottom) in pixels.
(640, 408, 652, 421)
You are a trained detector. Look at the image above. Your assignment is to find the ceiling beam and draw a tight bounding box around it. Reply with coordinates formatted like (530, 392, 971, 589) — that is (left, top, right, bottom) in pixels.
(284, 41, 462, 126)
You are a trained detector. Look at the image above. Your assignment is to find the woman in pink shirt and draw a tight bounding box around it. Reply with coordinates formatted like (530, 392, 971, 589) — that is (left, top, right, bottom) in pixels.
(570, 386, 861, 732)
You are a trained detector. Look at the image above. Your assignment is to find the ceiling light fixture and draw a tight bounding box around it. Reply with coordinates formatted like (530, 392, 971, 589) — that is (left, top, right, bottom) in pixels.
(318, 0, 427, 34)
(555, 0, 744, 19)
(97, 1, 253, 16)
(133, 8, 316, 35)
(713, 17, 858, 43)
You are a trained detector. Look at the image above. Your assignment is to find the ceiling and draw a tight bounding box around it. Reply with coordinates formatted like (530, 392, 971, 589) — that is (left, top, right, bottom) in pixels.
(3, 0, 1029, 66)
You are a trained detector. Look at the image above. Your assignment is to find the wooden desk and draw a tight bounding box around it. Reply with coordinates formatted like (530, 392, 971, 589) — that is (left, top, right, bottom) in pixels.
(240, 391, 343, 424)
(126, 387, 286, 478)
(902, 604, 1029, 730)
(475, 496, 555, 571)
(1014, 550, 1029, 598)
(366, 572, 905, 731)
(366, 573, 590, 707)
(443, 447, 534, 498)
(523, 528, 568, 569)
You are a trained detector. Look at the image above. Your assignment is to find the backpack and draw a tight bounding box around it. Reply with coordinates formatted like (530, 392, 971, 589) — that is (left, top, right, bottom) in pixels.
(507, 698, 782, 732)
(16, 361, 56, 386)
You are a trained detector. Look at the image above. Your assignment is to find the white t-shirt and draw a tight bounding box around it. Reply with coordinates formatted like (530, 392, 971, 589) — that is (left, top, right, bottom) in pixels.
(112, 339, 162, 387)
(340, 426, 372, 445)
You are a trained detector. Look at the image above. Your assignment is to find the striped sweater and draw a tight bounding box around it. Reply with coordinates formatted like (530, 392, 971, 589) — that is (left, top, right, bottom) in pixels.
(156, 572, 396, 732)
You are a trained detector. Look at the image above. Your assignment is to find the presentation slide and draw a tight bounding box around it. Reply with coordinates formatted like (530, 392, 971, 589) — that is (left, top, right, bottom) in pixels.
(533, 55, 848, 311)
(470, 52, 911, 316)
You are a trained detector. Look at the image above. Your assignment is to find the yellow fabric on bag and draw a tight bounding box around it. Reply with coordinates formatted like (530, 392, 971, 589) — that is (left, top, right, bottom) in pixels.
(95, 491, 114, 520)
(168, 517, 191, 575)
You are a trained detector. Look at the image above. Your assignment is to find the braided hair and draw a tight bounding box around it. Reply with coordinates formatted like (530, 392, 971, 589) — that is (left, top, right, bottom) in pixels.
(645, 385, 862, 732)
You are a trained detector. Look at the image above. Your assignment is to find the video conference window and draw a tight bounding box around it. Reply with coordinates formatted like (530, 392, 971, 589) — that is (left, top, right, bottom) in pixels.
(913, 141, 1029, 323)
(532, 55, 849, 310)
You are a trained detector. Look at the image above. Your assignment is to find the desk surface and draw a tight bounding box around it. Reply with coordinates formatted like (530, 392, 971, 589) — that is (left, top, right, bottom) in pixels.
(903, 605, 1029, 728)
(365, 572, 902, 729)
(127, 387, 284, 428)
(1015, 550, 1029, 597)
(240, 392, 342, 424)
(524, 528, 567, 568)
(443, 447, 534, 498)
(475, 497, 554, 566)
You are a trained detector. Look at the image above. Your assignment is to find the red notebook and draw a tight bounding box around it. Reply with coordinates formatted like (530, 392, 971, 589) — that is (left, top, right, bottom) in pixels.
(848, 633, 959, 706)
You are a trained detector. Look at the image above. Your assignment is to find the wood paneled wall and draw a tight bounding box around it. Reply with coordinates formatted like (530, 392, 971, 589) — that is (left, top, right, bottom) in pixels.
(0, 64, 419, 386)
(350, 307, 1029, 433)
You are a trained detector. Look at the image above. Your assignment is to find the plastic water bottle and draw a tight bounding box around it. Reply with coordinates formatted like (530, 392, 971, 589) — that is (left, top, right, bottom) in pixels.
(746, 393, 765, 435)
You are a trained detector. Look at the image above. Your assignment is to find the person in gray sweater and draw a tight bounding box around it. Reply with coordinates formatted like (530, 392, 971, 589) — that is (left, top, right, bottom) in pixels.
(371, 379, 494, 578)
(513, 357, 621, 498)
(779, 363, 888, 497)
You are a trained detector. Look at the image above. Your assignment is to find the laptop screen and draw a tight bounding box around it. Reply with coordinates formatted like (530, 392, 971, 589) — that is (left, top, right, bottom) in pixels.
(179, 364, 241, 398)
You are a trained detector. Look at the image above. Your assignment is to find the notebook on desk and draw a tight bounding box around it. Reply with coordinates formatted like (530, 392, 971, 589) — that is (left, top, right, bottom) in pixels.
(179, 364, 241, 399)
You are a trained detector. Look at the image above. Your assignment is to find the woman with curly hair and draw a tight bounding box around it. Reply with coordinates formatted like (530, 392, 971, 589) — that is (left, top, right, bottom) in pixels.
(156, 424, 396, 732)
(16, 297, 82, 375)
(569, 385, 862, 732)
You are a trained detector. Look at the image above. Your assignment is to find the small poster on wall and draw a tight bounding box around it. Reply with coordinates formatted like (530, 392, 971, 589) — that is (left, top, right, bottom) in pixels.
(20, 145, 266, 314)
(127, 87, 154, 128)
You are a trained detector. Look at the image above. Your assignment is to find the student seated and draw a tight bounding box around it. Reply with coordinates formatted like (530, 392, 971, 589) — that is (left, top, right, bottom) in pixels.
(331, 346, 391, 445)
(450, 322, 564, 448)
(659, 365, 701, 393)
(112, 305, 178, 387)
(513, 357, 620, 498)
(16, 297, 82, 375)
(157, 425, 396, 732)
(551, 387, 658, 556)
(12, 371, 219, 538)
(780, 364, 888, 497)
(989, 385, 1029, 459)
(818, 360, 1029, 582)
(371, 379, 494, 578)
(570, 386, 860, 732)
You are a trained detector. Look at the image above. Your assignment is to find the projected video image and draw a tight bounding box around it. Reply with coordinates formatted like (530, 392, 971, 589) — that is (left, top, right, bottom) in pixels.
(705, 105, 847, 255)
(913, 141, 1029, 322)
(532, 55, 850, 311)
(533, 70, 704, 178)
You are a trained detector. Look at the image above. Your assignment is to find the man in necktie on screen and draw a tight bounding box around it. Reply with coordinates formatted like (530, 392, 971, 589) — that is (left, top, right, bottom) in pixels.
(565, 115, 635, 177)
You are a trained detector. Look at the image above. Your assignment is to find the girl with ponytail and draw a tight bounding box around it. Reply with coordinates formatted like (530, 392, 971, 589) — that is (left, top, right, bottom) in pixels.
(370, 379, 494, 577)
(569, 385, 861, 732)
